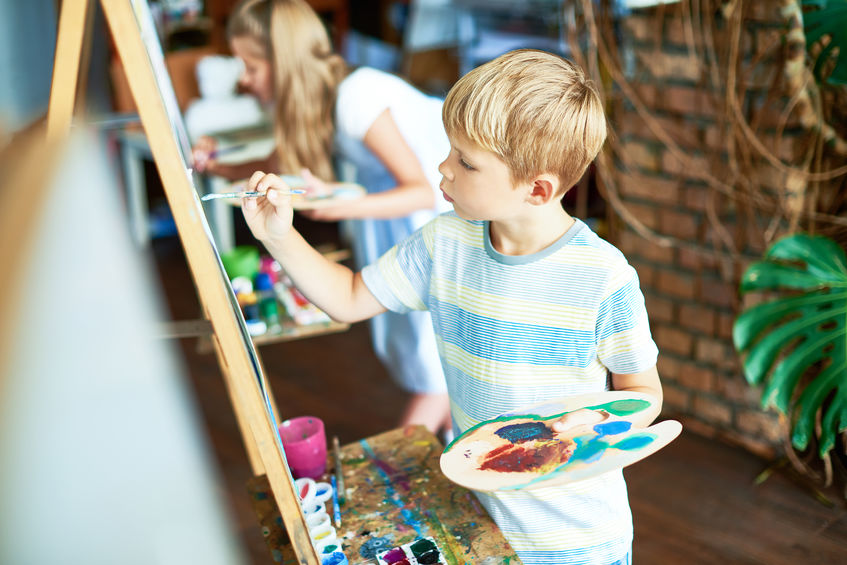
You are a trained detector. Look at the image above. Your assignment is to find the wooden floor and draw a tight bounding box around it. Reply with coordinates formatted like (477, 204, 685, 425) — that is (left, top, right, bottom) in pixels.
(150, 219, 847, 565)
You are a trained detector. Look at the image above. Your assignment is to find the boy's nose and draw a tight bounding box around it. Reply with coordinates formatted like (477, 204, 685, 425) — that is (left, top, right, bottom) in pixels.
(437, 159, 452, 181)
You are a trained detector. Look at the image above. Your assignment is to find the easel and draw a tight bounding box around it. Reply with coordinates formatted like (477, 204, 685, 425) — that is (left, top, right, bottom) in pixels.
(46, 1, 319, 563)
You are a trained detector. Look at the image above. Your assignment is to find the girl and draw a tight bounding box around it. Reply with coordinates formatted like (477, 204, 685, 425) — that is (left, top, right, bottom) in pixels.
(193, 0, 452, 435)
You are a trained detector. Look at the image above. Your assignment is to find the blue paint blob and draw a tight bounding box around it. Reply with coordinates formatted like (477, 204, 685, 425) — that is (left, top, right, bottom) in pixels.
(612, 433, 656, 451)
(593, 420, 632, 437)
(321, 550, 349, 565)
(569, 436, 610, 464)
(495, 421, 553, 443)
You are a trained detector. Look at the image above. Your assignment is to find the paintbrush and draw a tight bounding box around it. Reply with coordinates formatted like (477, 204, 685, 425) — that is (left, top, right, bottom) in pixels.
(206, 143, 248, 159)
(332, 435, 345, 505)
(200, 188, 305, 201)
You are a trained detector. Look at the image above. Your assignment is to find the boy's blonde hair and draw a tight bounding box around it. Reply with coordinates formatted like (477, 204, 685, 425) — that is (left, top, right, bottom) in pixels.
(443, 49, 607, 193)
(227, 0, 348, 180)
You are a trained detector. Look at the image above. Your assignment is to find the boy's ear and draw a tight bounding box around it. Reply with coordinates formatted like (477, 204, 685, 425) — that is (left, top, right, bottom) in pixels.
(526, 173, 561, 205)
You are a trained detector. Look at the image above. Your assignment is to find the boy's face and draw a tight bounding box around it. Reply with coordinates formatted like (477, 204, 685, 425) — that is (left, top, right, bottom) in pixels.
(230, 36, 273, 104)
(438, 135, 529, 221)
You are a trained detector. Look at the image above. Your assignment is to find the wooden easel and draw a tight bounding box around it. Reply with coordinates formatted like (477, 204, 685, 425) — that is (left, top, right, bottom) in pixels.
(46, 1, 318, 563)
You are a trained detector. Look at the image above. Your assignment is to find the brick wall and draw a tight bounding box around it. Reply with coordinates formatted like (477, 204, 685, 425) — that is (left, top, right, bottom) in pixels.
(604, 1, 819, 458)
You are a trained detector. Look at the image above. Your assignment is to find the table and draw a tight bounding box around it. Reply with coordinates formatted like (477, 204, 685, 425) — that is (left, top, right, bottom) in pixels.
(247, 425, 522, 564)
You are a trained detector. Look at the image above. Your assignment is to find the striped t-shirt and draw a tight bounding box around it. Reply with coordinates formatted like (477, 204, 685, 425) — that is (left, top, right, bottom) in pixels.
(362, 213, 659, 565)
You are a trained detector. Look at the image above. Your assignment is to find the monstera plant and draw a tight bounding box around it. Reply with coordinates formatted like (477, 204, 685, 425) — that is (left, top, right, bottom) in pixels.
(803, 0, 847, 85)
(733, 234, 847, 486)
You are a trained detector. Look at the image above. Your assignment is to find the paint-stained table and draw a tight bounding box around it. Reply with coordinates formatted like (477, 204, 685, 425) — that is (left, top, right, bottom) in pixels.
(247, 425, 522, 564)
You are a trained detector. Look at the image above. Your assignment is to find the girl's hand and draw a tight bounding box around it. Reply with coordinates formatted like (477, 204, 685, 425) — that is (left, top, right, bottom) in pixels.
(191, 135, 218, 173)
(241, 171, 295, 243)
(300, 168, 333, 198)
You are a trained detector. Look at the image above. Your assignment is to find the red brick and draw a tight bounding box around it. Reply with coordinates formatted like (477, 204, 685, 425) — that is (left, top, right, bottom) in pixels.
(615, 171, 681, 205)
(682, 183, 710, 212)
(736, 408, 783, 444)
(660, 383, 690, 414)
(693, 394, 733, 425)
(695, 337, 740, 371)
(647, 115, 706, 150)
(619, 139, 662, 173)
(745, 2, 781, 22)
(682, 418, 719, 439)
(719, 429, 778, 460)
(700, 277, 738, 309)
(675, 362, 715, 393)
(662, 85, 717, 118)
(677, 246, 720, 271)
(636, 264, 656, 287)
(634, 49, 702, 82)
(715, 373, 763, 406)
(622, 201, 659, 229)
(616, 230, 675, 267)
(657, 269, 697, 300)
(621, 14, 655, 43)
(661, 149, 713, 178)
(657, 355, 682, 380)
(658, 208, 699, 240)
(645, 294, 675, 324)
(654, 324, 694, 356)
(717, 312, 735, 341)
(679, 303, 716, 335)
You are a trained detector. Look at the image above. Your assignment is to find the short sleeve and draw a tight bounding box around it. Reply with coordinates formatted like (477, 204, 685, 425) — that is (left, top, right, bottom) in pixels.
(361, 221, 435, 313)
(335, 68, 396, 140)
(595, 264, 659, 374)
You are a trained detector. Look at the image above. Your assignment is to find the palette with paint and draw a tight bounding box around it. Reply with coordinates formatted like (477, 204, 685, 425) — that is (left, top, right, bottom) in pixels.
(440, 391, 682, 491)
(376, 537, 446, 565)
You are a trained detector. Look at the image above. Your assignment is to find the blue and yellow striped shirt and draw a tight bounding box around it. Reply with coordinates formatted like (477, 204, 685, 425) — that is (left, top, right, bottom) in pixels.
(362, 214, 658, 565)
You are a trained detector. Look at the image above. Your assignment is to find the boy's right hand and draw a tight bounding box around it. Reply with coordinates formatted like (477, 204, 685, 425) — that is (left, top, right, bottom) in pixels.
(241, 171, 295, 244)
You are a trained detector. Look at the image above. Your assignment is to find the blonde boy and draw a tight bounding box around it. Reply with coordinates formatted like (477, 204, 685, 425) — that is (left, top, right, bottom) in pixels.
(242, 49, 662, 565)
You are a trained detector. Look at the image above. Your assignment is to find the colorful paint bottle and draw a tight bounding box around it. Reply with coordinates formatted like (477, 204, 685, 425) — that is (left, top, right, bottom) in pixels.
(255, 272, 281, 332)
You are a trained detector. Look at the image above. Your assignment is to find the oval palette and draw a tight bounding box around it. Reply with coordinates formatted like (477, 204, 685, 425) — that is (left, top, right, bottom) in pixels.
(440, 391, 682, 492)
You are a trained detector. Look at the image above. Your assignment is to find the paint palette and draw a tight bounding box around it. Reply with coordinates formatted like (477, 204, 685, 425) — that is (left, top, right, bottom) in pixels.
(440, 391, 682, 492)
(376, 537, 446, 565)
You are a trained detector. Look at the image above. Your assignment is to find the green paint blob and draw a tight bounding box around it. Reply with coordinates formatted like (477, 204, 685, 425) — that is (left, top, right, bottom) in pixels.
(410, 538, 437, 558)
(594, 399, 651, 417)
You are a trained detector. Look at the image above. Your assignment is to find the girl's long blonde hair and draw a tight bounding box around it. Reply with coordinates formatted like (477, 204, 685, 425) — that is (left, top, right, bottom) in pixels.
(227, 0, 348, 180)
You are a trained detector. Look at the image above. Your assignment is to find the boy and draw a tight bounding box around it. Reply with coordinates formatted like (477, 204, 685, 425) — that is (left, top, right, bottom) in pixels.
(242, 49, 662, 565)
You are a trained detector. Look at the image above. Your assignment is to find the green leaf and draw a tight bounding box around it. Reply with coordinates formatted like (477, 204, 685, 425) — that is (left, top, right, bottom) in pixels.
(803, 2, 847, 85)
(734, 233, 847, 461)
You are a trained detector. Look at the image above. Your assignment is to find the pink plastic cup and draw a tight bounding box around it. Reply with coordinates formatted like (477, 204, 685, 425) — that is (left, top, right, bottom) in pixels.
(278, 416, 327, 480)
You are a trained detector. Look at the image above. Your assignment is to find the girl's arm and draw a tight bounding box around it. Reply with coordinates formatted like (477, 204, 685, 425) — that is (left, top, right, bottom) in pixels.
(241, 172, 387, 323)
(302, 108, 437, 221)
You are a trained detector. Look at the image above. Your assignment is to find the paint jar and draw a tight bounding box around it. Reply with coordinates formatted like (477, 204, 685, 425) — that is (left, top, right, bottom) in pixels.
(278, 416, 327, 479)
(320, 549, 348, 565)
(255, 272, 281, 332)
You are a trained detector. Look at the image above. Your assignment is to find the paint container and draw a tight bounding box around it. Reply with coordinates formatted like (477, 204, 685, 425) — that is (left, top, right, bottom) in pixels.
(309, 520, 337, 547)
(320, 549, 349, 565)
(255, 272, 281, 332)
(278, 416, 328, 479)
(376, 537, 445, 565)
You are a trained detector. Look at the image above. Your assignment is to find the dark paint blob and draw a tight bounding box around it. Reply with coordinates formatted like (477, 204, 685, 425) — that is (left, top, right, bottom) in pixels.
(494, 421, 554, 443)
(410, 538, 437, 557)
(418, 549, 441, 564)
(480, 441, 571, 472)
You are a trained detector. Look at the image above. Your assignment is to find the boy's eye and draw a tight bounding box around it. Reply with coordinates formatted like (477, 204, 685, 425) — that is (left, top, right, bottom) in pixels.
(459, 158, 474, 170)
